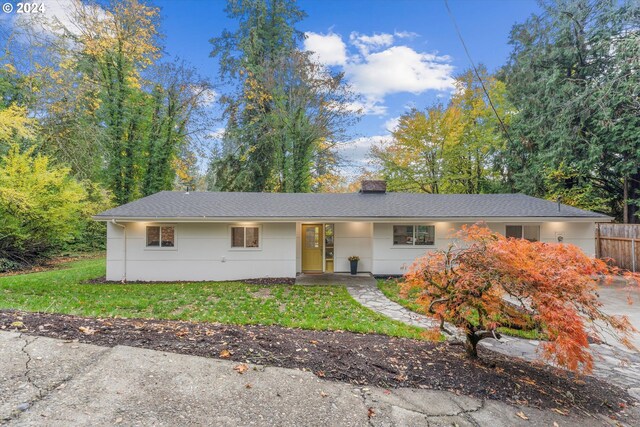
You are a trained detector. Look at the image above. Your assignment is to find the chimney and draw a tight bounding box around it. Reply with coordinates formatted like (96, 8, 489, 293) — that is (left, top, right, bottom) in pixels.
(360, 180, 387, 194)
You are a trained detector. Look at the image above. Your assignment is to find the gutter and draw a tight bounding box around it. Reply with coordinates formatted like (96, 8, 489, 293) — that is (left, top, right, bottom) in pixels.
(111, 219, 127, 283)
(93, 216, 613, 223)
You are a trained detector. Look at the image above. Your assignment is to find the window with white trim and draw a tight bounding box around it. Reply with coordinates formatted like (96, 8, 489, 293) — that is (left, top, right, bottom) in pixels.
(393, 225, 435, 246)
(505, 225, 540, 242)
(146, 225, 175, 248)
(231, 226, 260, 248)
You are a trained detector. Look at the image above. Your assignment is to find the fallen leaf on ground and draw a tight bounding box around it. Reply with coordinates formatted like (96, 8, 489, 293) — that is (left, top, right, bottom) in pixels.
(10, 321, 24, 328)
(516, 411, 529, 420)
(320, 391, 328, 397)
(552, 408, 568, 415)
(316, 370, 325, 378)
(245, 383, 252, 389)
(367, 407, 375, 419)
(79, 326, 96, 335)
(219, 349, 231, 358)
(234, 363, 248, 374)
(175, 328, 189, 337)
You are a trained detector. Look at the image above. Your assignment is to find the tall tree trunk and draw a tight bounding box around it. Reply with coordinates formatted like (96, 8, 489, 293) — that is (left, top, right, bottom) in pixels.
(624, 176, 629, 223)
(625, 172, 640, 224)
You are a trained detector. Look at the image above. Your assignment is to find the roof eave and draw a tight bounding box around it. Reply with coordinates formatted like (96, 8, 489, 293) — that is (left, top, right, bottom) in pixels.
(93, 215, 613, 223)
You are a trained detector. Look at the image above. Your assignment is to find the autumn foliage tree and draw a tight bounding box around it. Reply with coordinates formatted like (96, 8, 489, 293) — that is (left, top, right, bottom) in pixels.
(403, 224, 639, 373)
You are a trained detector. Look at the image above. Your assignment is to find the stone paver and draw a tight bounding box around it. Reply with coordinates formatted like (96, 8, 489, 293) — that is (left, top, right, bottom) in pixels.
(2, 331, 619, 426)
(481, 335, 640, 399)
(343, 278, 640, 401)
(346, 280, 464, 340)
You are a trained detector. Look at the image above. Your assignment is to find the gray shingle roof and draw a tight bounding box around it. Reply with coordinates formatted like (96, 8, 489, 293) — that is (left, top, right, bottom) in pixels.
(94, 191, 611, 220)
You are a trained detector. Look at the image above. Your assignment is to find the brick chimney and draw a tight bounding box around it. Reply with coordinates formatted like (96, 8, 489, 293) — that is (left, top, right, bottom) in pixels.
(360, 180, 387, 194)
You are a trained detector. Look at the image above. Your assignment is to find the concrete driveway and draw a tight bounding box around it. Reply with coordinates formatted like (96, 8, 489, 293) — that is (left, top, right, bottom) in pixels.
(598, 283, 640, 349)
(0, 331, 627, 427)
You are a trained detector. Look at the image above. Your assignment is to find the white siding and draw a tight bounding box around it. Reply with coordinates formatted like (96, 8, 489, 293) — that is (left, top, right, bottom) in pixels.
(106, 222, 296, 281)
(106, 219, 597, 281)
(333, 222, 373, 273)
(372, 221, 597, 276)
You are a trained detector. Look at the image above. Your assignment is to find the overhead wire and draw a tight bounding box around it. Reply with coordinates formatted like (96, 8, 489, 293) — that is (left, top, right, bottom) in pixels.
(443, 0, 515, 147)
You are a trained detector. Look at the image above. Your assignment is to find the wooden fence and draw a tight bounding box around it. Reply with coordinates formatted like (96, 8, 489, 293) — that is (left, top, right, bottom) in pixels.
(596, 223, 640, 272)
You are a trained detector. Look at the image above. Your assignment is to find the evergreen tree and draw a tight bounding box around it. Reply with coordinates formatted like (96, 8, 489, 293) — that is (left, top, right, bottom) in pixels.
(208, 0, 359, 193)
(503, 0, 640, 221)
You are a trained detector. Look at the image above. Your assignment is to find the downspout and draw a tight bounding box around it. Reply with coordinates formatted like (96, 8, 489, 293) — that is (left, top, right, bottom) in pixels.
(111, 219, 127, 282)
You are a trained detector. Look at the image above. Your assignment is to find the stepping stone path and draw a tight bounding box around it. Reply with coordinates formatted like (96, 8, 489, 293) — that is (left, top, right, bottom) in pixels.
(346, 281, 464, 341)
(346, 279, 640, 400)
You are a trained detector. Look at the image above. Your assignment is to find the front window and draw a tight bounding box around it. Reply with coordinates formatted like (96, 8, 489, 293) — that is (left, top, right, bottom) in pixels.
(505, 225, 540, 242)
(393, 225, 435, 246)
(146, 225, 175, 248)
(231, 226, 260, 248)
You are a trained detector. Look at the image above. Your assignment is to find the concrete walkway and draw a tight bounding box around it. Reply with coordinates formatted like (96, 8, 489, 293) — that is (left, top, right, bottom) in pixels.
(0, 331, 628, 426)
(343, 279, 640, 401)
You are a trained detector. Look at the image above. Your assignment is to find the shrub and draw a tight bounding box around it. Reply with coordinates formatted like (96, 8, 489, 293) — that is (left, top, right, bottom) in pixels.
(0, 144, 103, 269)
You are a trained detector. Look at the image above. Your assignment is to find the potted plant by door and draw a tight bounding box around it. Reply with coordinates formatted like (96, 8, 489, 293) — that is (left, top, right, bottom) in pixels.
(348, 256, 360, 275)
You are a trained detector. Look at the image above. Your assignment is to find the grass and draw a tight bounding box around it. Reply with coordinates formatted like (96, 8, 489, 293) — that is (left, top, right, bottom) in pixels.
(378, 279, 545, 340)
(0, 257, 427, 340)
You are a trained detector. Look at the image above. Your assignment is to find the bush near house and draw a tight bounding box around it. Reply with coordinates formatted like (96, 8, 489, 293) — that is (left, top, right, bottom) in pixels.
(403, 223, 640, 373)
(0, 145, 111, 271)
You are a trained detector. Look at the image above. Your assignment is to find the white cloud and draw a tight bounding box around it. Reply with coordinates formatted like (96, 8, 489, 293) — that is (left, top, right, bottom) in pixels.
(340, 99, 387, 116)
(394, 30, 419, 39)
(207, 127, 226, 141)
(304, 30, 455, 116)
(337, 134, 392, 167)
(349, 32, 394, 56)
(192, 86, 217, 107)
(345, 46, 454, 98)
(17, 0, 108, 36)
(304, 31, 347, 66)
(383, 116, 401, 132)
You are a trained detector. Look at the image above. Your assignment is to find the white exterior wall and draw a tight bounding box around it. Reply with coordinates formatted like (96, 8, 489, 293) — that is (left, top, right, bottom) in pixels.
(106, 219, 597, 280)
(333, 222, 373, 273)
(372, 221, 597, 276)
(106, 222, 296, 281)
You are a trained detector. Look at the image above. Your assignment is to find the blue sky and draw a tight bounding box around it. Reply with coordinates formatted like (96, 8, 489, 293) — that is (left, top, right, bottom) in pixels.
(153, 0, 540, 168)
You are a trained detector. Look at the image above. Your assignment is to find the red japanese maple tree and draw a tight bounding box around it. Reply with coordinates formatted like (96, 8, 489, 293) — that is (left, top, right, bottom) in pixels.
(403, 223, 639, 373)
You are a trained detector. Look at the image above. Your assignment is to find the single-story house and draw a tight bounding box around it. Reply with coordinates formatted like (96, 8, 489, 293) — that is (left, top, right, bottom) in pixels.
(94, 181, 611, 282)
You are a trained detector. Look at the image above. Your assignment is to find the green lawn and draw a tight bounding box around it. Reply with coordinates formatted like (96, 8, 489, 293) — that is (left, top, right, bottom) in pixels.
(378, 279, 545, 340)
(0, 258, 426, 339)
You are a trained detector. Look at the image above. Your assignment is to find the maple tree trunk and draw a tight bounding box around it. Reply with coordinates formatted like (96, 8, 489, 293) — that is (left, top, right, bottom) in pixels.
(465, 332, 480, 359)
(464, 330, 501, 359)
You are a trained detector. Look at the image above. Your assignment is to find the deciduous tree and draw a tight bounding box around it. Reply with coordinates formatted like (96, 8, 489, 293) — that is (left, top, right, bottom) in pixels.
(208, 0, 359, 193)
(403, 223, 639, 373)
(371, 67, 509, 194)
(0, 145, 89, 269)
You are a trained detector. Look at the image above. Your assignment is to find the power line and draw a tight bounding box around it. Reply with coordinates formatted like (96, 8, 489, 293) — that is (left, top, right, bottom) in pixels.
(443, 0, 514, 146)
